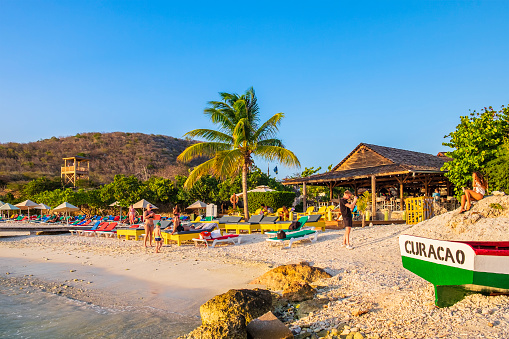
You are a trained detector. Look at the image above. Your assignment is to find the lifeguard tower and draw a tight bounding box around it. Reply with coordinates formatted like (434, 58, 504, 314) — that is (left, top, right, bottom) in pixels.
(61, 156, 90, 187)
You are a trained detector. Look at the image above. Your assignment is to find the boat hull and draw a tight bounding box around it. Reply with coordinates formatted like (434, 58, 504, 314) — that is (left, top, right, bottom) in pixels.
(400, 235, 509, 307)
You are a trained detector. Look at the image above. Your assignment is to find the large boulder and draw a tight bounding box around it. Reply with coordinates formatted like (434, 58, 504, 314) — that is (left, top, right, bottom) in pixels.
(251, 262, 332, 290)
(180, 315, 247, 339)
(200, 289, 273, 326)
(282, 282, 316, 302)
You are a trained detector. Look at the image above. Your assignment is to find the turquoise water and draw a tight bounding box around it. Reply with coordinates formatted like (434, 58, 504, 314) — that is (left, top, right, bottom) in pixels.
(0, 287, 200, 338)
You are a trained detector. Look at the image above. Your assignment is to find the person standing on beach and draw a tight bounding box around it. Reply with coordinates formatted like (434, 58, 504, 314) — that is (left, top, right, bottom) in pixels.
(143, 205, 155, 248)
(340, 190, 357, 249)
(128, 205, 136, 225)
(154, 222, 162, 253)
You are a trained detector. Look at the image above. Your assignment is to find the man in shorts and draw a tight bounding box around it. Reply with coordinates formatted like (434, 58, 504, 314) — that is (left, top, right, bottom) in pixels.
(340, 190, 357, 249)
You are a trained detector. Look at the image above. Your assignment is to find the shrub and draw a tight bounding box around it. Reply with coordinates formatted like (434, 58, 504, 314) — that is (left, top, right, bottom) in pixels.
(246, 191, 296, 213)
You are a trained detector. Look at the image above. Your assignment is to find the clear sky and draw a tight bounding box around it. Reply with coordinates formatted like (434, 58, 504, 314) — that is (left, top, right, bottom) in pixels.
(1, 1, 508, 179)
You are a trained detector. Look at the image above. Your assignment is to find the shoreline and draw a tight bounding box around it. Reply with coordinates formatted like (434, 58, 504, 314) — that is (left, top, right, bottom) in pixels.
(1, 224, 508, 338)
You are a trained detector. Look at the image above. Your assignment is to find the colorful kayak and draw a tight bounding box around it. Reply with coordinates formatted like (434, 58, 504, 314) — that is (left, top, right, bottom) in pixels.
(399, 235, 509, 307)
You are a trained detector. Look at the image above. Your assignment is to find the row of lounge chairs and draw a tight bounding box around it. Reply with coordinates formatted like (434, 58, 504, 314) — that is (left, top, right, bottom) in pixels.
(205, 214, 325, 234)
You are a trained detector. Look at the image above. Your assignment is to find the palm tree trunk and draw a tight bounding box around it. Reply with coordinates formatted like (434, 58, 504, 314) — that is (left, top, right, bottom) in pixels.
(242, 162, 250, 220)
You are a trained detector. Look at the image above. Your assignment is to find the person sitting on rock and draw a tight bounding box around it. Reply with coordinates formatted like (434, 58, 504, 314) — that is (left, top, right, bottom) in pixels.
(459, 171, 487, 213)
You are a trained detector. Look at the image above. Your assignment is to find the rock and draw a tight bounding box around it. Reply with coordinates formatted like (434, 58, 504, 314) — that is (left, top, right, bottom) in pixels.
(295, 299, 329, 319)
(200, 289, 272, 326)
(351, 308, 369, 317)
(282, 282, 316, 302)
(353, 332, 364, 339)
(251, 262, 332, 290)
(181, 315, 247, 339)
(246, 311, 294, 339)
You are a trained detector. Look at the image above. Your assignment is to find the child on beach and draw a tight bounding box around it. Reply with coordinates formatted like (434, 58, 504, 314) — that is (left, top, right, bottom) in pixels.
(154, 222, 162, 253)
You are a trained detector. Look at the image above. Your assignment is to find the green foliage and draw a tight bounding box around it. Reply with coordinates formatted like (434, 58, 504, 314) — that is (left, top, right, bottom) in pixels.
(356, 191, 372, 214)
(485, 143, 509, 194)
(246, 191, 296, 213)
(442, 105, 509, 197)
(22, 177, 61, 197)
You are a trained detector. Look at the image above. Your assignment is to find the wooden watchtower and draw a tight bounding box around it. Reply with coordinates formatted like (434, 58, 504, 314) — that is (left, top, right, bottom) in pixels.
(61, 156, 90, 187)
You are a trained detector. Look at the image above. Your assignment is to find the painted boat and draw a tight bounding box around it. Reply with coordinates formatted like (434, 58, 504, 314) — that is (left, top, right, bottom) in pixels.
(399, 235, 509, 307)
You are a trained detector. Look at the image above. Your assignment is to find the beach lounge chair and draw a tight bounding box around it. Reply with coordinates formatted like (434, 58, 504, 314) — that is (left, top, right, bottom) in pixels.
(224, 215, 265, 234)
(266, 229, 318, 248)
(263, 216, 309, 235)
(95, 222, 118, 237)
(302, 214, 326, 231)
(297, 206, 315, 217)
(70, 220, 101, 236)
(116, 224, 145, 241)
(205, 216, 242, 230)
(161, 222, 219, 246)
(192, 234, 241, 248)
(80, 222, 109, 236)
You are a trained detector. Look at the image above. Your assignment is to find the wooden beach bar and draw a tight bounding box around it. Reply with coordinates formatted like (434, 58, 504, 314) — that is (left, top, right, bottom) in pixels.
(283, 143, 454, 221)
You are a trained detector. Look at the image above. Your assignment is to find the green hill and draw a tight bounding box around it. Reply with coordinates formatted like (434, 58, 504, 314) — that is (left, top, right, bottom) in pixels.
(0, 132, 200, 187)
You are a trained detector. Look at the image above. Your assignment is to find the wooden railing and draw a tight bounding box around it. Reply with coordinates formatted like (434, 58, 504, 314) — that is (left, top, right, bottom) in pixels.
(61, 166, 88, 173)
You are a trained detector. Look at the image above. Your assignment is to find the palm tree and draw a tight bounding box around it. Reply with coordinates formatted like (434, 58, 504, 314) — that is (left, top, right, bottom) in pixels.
(177, 87, 300, 219)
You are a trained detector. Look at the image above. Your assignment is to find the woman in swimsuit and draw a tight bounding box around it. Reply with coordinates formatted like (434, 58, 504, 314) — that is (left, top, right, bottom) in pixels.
(143, 205, 156, 247)
(459, 171, 487, 213)
(128, 205, 136, 226)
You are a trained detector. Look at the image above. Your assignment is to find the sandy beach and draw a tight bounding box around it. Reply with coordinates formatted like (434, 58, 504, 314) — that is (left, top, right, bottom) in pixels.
(1, 222, 508, 338)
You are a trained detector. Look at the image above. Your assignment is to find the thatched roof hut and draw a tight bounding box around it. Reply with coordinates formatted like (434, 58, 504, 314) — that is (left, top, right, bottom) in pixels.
(283, 143, 453, 214)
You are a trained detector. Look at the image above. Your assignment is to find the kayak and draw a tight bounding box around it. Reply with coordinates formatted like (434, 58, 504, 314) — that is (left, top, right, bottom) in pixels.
(399, 234, 509, 307)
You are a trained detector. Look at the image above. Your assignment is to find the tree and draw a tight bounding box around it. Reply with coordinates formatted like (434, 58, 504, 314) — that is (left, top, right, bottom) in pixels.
(442, 105, 509, 197)
(485, 143, 509, 194)
(178, 87, 300, 219)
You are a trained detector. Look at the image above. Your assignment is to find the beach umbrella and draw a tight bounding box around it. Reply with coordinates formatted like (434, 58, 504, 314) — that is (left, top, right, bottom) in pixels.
(53, 202, 80, 227)
(0, 203, 20, 218)
(132, 199, 158, 210)
(34, 203, 52, 219)
(186, 200, 207, 209)
(186, 200, 207, 216)
(236, 185, 275, 197)
(15, 199, 39, 221)
(109, 201, 123, 219)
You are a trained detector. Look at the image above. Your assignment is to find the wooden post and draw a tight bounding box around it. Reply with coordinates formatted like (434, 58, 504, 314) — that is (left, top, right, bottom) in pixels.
(303, 183, 307, 213)
(329, 183, 333, 201)
(400, 182, 404, 211)
(371, 175, 376, 220)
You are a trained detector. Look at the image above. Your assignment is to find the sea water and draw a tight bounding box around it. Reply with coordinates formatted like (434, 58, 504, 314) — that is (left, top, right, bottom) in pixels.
(0, 286, 200, 338)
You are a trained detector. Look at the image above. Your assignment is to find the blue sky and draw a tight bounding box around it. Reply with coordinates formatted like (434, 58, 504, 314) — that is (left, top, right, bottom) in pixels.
(1, 1, 508, 179)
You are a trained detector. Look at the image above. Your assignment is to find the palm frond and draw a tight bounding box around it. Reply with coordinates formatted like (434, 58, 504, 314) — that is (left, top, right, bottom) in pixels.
(183, 129, 233, 143)
(177, 142, 231, 163)
(184, 159, 216, 188)
(253, 145, 301, 167)
(253, 113, 284, 141)
(257, 138, 284, 148)
(232, 118, 250, 147)
(212, 149, 244, 179)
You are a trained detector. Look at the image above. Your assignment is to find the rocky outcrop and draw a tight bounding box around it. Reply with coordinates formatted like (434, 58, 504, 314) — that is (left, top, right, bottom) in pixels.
(179, 289, 273, 339)
(282, 282, 316, 302)
(183, 315, 247, 339)
(250, 262, 332, 290)
(200, 288, 272, 325)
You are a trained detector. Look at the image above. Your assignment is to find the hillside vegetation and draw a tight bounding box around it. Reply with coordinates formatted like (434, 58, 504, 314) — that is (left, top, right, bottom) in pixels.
(0, 132, 200, 187)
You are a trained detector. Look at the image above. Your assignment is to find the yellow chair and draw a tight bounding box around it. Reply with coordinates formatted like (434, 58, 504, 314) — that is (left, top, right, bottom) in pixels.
(310, 206, 327, 215)
(297, 206, 315, 218)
